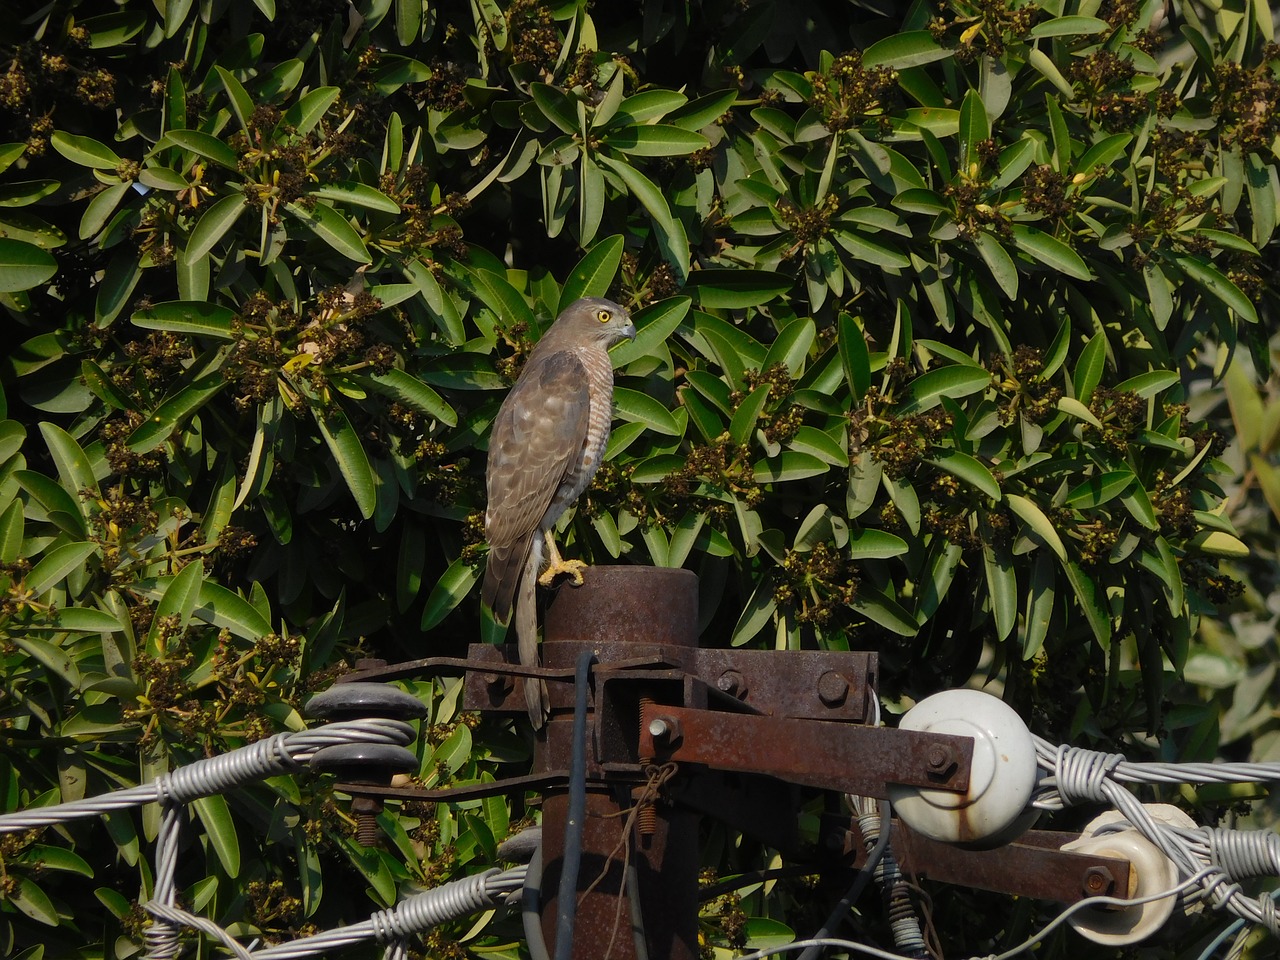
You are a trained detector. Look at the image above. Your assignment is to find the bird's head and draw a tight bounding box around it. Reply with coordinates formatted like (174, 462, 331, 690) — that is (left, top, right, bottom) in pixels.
(557, 297, 636, 346)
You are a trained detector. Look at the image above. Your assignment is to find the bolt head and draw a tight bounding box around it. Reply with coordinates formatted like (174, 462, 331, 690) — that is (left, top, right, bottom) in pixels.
(816, 670, 849, 706)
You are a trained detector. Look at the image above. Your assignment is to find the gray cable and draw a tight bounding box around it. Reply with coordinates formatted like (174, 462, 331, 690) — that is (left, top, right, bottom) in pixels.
(797, 798, 894, 960)
(0, 718, 414, 833)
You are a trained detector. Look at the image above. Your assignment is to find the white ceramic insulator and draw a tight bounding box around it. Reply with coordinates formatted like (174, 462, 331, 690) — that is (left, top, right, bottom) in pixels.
(1062, 803, 1197, 946)
(888, 689, 1038, 847)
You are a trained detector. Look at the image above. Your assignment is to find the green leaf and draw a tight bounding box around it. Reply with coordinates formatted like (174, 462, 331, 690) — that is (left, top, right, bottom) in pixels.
(684, 269, 792, 309)
(1063, 560, 1111, 649)
(1173, 255, 1259, 324)
(1006, 494, 1067, 561)
(983, 544, 1017, 641)
(1113, 370, 1180, 398)
(603, 124, 710, 156)
(597, 155, 689, 279)
(1023, 553, 1054, 659)
(193, 794, 241, 877)
(280, 87, 341, 137)
(668, 89, 737, 131)
(421, 557, 480, 630)
(1010, 224, 1092, 280)
(81, 11, 148, 48)
(395, 0, 421, 45)
(959, 88, 989, 172)
(838, 313, 871, 399)
(562, 234, 624, 303)
(355, 369, 457, 426)
(1072, 333, 1107, 403)
(612, 90, 689, 125)
(16, 470, 87, 537)
(131, 301, 236, 340)
(862, 31, 952, 69)
(309, 181, 401, 213)
(973, 232, 1018, 299)
(762, 317, 815, 376)
(161, 130, 239, 171)
(35, 607, 123, 633)
(130, 579, 272, 640)
(846, 529, 909, 559)
(788, 426, 848, 466)
(128, 373, 227, 453)
(0, 238, 57, 293)
(146, 561, 203, 657)
(530, 83, 580, 136)
(186, 194, 248, 260)
(215, 66, 254, 132)
(10, 878, 58, 926)
(731, 580, 777, 646)
(0, 500, 22, 563)
(1191, 530, 1249, 558)
(729, 384, 771, 445)
(610, 296, 691, 367)
(1075, 133, 1132, 174)
(1029, 16, 1108, 37)
(465, 266, 535, 332)
(51, 131, 122, 169)
(1027, 47, 1075, 101)
(927, 450, 1001, 500)
(753, 452, 829, 482)
(1066, 471, 1134, 508)
(312, 404, 377, 519)
(285, 201, 372, 263)
(613, 388, 682, 436)
(851, 584, 918, 636)
(902, 365, 991, 413)
(39, 422, 99, 497)
(26, 542, 99, 596)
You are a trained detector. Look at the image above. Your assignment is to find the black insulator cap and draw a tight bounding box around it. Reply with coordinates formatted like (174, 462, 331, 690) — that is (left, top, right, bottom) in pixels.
(308, 742, 420, 780)
(304, 682, 427, 721)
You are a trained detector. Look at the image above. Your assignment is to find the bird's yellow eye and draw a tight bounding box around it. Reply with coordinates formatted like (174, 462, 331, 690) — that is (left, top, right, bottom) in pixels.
(596, 309, 611, 323)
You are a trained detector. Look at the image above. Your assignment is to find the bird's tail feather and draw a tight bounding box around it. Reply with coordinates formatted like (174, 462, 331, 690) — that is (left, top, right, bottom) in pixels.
(517, 536, 549, 729)
(482, 540, 526, 624)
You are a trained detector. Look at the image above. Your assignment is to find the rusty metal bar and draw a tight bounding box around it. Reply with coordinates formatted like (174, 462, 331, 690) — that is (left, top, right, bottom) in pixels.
(636, 703, 974, 798)
(846, 821, 1134, 904)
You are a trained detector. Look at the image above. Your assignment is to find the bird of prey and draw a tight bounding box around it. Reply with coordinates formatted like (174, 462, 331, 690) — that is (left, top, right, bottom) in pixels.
(483, 296, 635, 726)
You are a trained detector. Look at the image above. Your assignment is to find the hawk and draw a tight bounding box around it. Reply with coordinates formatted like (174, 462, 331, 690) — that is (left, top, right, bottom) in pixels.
(483, 297, 635, 725)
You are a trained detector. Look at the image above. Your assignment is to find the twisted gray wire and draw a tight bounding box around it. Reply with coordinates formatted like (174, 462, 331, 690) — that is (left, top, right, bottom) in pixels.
(249, 867, 527, 959)
(0, 719, 413, 833)
(1031, 738, 1280, 933)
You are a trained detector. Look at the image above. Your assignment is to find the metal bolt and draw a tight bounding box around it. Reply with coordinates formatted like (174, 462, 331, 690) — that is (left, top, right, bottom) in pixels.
(717, 670, 746, 699)
(927, 745, 950, 769)
(648, 716, 682, 744)
(816, 671, 849, 706)
(352, 796, 382, 846)
(482, 672, 514, 696)
(1082, 865, 1116, 898)
(638, 697, 658, 837)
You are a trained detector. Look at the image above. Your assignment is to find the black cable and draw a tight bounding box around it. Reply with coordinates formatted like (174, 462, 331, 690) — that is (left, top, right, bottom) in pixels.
(797, 798, 894, 960)
(553, 649, 595, 960)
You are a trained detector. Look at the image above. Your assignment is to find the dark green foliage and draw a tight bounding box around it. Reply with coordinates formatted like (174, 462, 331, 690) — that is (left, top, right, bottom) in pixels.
(1, 0, 1277, 956)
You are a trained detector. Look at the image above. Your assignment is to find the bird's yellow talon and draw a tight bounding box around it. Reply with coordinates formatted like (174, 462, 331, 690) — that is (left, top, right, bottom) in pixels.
(538, 558, 588, 587)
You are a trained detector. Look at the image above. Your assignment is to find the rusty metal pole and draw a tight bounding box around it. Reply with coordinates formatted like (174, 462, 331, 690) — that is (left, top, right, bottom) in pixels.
(537, 566, 700, 960)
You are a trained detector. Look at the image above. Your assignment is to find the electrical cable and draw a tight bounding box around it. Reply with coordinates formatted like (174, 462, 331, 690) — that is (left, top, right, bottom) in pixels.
(552, 649, 596, 960)
(1194, 889, 1280, 960)
(796, 798, 894, 960)
(522, 840, 552, 960)
(732, 869, 1218, 960)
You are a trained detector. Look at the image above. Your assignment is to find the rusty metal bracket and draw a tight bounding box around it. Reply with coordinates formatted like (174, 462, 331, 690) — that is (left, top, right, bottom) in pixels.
(844, 819, 1134, 904)
(635, 703, 973, 798)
